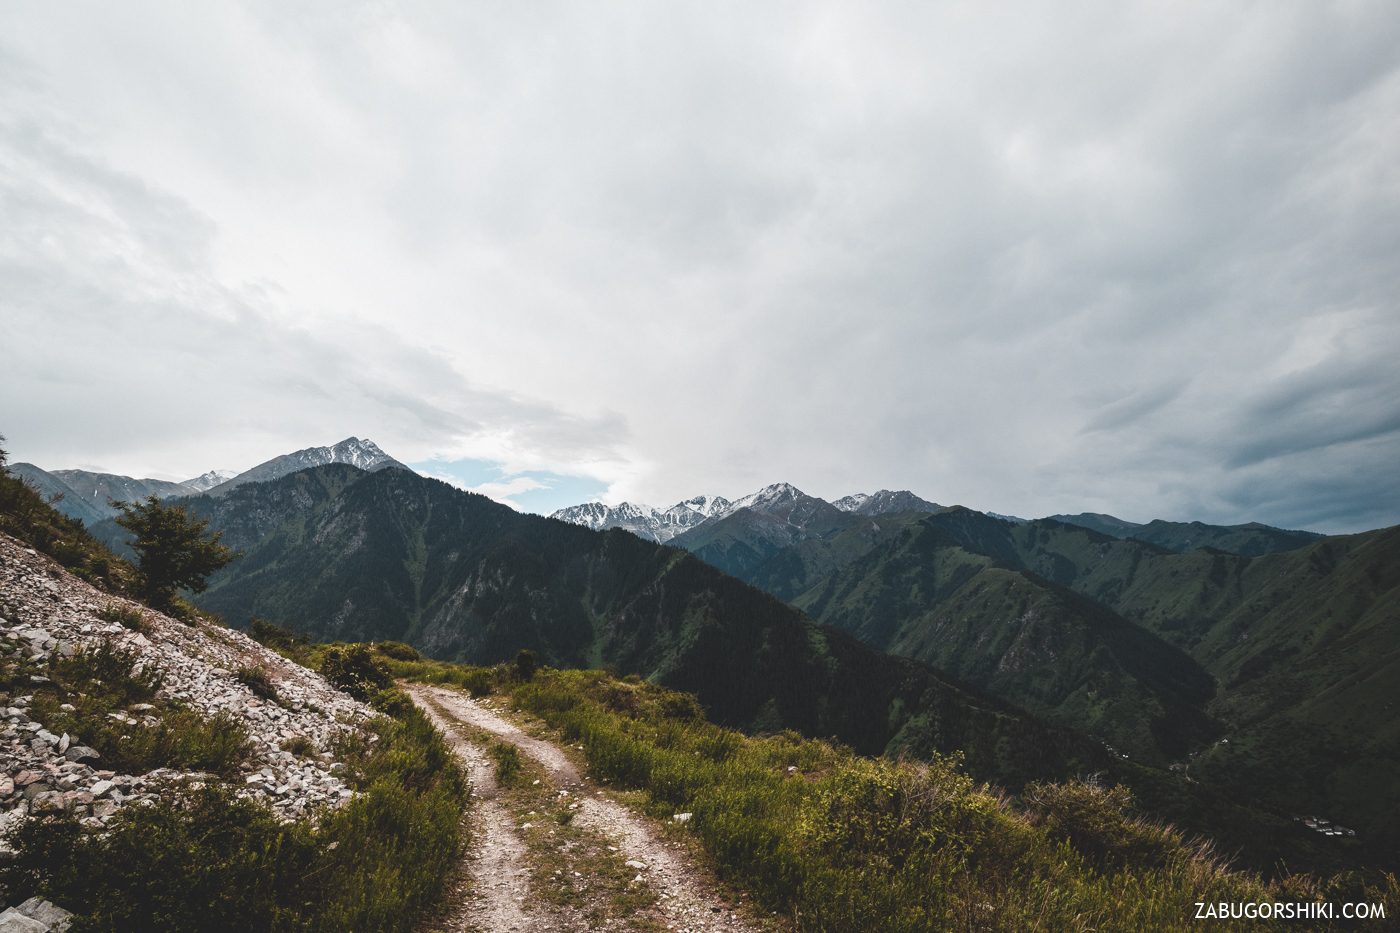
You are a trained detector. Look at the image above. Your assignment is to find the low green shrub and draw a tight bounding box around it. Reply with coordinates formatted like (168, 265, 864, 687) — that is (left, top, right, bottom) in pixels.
(373, 641, 419, 661)
(490, 741, 522, 786)
(1023, 778, 1182, 872)
(249, 618, 312, 664)
(33, 641, 249, 776)
(235, 664, 279, 702)
(319, 645, 392, 702)
(512, 648, 539, 682)
(51, 642, 162, 705)
(381, 658, 497, 697)
(280, 735, 316, 757)
(97, 603, 150, 634)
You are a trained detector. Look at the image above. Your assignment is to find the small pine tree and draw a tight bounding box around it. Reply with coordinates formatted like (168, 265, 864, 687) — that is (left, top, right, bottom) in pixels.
(513, 648, 539, 681)
(113, 496, 235, 609)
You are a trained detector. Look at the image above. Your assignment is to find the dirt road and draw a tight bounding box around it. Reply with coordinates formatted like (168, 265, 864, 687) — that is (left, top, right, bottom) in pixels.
(409, 683, 767, 933)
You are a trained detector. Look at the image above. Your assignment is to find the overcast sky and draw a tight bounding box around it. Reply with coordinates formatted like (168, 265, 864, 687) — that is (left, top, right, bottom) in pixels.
(2, 2, 1398, 532)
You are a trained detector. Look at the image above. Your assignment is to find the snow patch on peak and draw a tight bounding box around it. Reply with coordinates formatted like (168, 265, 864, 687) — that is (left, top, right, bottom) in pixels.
(833, 492, 871, 513)
(728, 482, 806, 513)
(181, 470, 239, 493)
(677, 495, 732, 518)
(551, 494, 736, 543)
(205, 437, 410, 495)
(834, 489, 943, 516)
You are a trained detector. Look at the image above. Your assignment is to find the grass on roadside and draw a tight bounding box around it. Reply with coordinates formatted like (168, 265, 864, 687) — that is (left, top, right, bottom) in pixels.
(397, 660, 1398, 933)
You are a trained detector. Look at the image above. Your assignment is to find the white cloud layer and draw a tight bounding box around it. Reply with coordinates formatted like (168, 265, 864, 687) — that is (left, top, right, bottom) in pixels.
(1, 1, 1398, 531)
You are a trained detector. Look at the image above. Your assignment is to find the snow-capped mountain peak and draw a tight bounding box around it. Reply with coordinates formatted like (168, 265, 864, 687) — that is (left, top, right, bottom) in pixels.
(832, 492, 870, 512)
(833, 489, 943, 516)
(727, 482, 806, 513)
(550, 493, 736, 543)
(206, 437, 410, 495)
(180, 470, 239, 493)
(676, 495, 732, 518)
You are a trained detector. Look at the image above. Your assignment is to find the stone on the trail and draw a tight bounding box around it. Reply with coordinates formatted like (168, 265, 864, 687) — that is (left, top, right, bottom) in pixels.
(625, 859, 648, 870)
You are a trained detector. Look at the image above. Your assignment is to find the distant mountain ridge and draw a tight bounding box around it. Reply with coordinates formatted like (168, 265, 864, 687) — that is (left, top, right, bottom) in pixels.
(9, 464, 202, 524)
(5, 463, 110, 526)
(1048, 512, 1323, 556)
(554, 483, 1324, 560)
(10, 437, 410, 525)
(550, 485, 940, 544)
(549, 495, 732, 543)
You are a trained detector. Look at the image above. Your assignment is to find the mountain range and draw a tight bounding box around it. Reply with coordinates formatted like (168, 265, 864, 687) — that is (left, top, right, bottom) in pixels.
(549, 495, 732, 543)
(549, 485, 942, 542)
(48, 437, 1395, 874)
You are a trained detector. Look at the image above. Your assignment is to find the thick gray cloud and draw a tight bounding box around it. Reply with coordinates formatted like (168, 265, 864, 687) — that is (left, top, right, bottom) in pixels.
(1, 2, 1397, 531)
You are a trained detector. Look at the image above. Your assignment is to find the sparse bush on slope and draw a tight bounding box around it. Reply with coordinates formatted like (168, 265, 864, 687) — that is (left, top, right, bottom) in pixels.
(0, 698, 467, 933)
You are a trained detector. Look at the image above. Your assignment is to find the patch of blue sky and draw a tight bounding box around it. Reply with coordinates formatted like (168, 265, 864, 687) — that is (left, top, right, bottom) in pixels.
(410, 458, 608, 515)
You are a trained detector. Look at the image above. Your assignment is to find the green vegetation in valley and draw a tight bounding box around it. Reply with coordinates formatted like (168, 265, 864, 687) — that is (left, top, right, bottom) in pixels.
(695, 504, 1400, 871)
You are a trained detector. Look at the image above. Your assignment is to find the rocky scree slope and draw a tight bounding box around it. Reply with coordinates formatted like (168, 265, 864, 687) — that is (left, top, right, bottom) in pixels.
(0, 532, 373, 843)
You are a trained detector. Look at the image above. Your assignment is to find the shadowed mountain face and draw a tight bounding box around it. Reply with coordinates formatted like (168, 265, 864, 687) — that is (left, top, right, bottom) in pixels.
(91, 464, 1109, 791)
